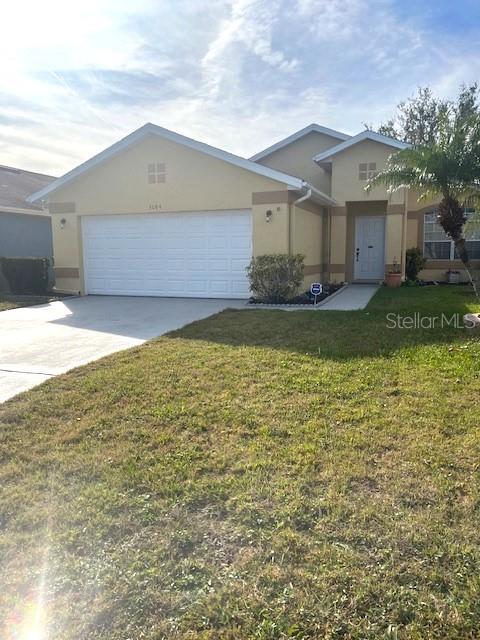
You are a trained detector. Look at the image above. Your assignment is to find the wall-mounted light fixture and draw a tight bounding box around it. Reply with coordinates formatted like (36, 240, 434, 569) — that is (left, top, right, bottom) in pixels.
(265, 209, 273, 222)
(60, 218, 66, 229)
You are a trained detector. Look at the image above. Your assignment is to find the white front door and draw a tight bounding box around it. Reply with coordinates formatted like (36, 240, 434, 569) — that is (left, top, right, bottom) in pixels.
(354, 216, 386, 280)
(82, 210, 252, 298)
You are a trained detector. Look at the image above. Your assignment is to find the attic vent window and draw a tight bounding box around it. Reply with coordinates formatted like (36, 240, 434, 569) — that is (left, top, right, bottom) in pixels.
(359, 162, 377, 180)
(148, 163, 166, 184)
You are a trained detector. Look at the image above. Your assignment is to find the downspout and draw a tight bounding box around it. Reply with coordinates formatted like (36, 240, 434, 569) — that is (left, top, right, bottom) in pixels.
(289, 182, 312, 254)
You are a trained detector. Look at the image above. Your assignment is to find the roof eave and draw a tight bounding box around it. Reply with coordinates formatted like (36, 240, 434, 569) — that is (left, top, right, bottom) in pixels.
(0, 205, 50, 217)
(289, 182, 337, 207)
(313, 131, 410, 164)
(308, 185, 337, 207)
(28, 123, 305, 203)
(250, 123, 351, 162)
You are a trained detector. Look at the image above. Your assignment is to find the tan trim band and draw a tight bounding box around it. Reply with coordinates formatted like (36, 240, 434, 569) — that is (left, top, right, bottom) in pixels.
(407, 203, 440, 218)
(304, 264, 322, 275)
(386, 204, 405, 215)
(329, 263, 346, 271)
(252, 190, 290, 205)
(54, 267, 80, 278)
(407, 210, 426, 221)
(49, 202, 76, 214)
(295, 200, 324, 215)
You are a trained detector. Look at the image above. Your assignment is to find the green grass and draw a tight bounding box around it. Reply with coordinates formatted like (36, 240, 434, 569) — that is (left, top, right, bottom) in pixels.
(0, 295, 56, 311)
(1, 285, 479, 639)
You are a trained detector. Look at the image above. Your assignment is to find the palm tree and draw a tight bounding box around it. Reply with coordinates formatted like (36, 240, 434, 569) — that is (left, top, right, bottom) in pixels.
(367, 110, 480, 296)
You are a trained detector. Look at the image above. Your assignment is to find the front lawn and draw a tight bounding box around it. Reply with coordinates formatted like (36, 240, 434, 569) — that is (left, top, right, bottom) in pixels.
(1, 285, 479, 639)
(0, 294, 56, 311)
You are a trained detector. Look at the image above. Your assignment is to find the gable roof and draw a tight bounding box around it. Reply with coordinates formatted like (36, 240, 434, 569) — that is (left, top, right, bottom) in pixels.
(28, 123, 316, 204)
(313, 130, 409, 163)
(0, 165, 55, 213)
(249, 123, 351, 162)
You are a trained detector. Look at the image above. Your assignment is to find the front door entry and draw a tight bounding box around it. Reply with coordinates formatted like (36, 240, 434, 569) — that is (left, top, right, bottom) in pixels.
(354, 216, 386, 280)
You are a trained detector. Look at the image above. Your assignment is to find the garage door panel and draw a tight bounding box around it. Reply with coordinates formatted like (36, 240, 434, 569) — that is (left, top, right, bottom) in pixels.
(209, 280, 229, 294)
(231, 257, 249, 270)
(186, 259, 208, 271)
(232, 281, 250, 295)
(208, 258, 229, 271)
(82, 211, 252, 298)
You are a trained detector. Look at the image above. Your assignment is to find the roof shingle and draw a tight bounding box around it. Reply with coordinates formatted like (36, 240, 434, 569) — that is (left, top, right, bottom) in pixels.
(0, 165, 56, 212)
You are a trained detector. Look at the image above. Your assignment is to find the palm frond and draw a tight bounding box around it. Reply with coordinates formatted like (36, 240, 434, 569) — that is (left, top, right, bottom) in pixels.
(366, 148, 442, 196)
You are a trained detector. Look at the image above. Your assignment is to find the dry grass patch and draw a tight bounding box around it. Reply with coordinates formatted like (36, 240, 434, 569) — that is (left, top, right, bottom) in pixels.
(0, 295, 56, 311)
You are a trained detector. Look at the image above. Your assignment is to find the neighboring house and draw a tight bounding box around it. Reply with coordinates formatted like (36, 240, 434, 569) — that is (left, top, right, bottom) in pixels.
(28, 123, 478, 298)
(0, 165, 55, 260)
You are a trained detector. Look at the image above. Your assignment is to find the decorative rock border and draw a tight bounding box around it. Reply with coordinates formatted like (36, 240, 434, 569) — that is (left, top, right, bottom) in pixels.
(245, 284, 348, 311)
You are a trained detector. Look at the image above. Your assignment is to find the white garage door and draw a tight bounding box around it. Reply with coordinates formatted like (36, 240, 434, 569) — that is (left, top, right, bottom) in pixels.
(82, 210, 252, 298)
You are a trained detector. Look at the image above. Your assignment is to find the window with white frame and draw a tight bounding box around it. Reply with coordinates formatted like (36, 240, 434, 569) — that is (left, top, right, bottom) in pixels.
(424, 208, 480, 260)
(358, 162, 377, 180)
(147, 163, 166, 184)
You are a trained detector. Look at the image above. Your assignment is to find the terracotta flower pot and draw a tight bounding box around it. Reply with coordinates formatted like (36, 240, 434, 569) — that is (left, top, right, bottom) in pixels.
(385, 272, 402, 288)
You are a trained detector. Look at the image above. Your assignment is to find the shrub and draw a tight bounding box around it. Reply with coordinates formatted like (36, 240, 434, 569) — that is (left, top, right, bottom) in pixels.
(246, 254, 304, 303)
(405, 247, 426, 281)
(0, 257, 50, 294)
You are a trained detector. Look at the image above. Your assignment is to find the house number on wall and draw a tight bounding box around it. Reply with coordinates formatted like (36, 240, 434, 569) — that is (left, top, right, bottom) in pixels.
(148, 203, 162, 211)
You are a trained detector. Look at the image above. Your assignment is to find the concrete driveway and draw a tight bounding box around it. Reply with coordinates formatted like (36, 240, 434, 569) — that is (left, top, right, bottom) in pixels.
(0, 296, 246, 403)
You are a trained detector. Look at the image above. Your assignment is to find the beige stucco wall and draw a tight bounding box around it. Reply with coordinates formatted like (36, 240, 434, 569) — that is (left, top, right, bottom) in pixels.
(385, 212, 404, 267)
(51, 135, 289, 214)
(293, 205, 322, 263)
(252, 197, 325, 290)
(48, 134, 291, 293)
(252, 202, 290, 256)
(330, 139, 406, 206)
(418, 269, 467, 282)
(406, 217, 419, 249)
(407, 191, 439, 211)
(329, 210, 347, 282)
(293, 203, 324, 287)
(256, 131, 340, 195)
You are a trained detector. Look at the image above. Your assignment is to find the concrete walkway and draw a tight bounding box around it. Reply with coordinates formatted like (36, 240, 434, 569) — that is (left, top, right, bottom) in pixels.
(319, 284, 379, 310)
(0, 296, 245, 403)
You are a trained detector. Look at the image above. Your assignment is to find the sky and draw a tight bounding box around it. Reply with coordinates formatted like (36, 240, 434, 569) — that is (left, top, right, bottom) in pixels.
(1, 0, 479, 176)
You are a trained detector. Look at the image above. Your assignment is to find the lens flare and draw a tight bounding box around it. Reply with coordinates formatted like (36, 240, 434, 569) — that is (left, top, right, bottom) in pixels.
(4, 548, 49, 640)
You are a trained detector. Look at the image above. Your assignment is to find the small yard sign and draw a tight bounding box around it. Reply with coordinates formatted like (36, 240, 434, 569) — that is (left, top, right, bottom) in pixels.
(310, 282, 323, 305)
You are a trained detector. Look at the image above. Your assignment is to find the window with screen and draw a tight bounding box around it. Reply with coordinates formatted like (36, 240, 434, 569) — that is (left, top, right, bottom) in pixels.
(424, 208, 479, 260)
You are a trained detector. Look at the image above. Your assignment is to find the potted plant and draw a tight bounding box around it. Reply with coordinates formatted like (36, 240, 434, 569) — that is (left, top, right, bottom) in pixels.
(446, 269, 461, 284)
(385, 258, 402, 288)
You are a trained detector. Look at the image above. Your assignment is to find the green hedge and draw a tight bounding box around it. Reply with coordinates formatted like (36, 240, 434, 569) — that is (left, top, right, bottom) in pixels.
(0, 257, 50, 294)
(246, 254, 305, 303)
(405, 247, 427, 281)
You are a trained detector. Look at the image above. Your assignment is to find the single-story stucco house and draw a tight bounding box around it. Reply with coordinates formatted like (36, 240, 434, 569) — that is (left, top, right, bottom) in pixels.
(0, 165, 55, 260)
(28, 123, 479, 298)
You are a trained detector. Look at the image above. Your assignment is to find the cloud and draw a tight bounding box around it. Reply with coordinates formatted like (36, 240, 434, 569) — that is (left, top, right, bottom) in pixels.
(1, 0, 479, 174)
(197, 0, 299, 113)
(296, 0, 362, 38)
